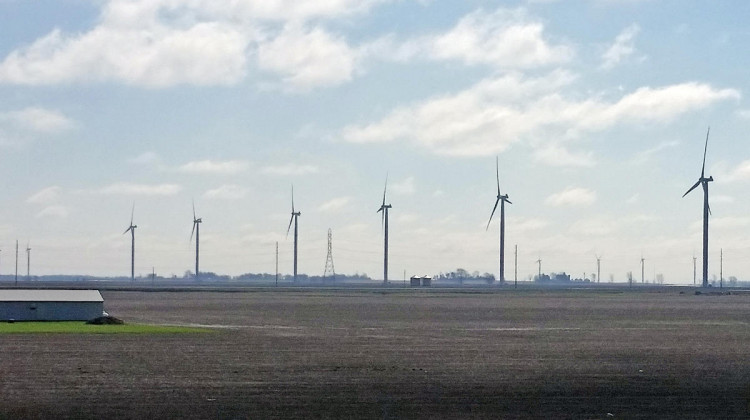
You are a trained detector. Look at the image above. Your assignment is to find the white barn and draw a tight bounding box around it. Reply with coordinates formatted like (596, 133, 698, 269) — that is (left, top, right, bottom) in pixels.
(0, 289, 104, 321)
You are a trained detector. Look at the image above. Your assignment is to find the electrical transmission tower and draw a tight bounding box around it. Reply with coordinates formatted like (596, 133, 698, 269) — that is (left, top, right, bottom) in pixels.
(323, 228, 336, 281)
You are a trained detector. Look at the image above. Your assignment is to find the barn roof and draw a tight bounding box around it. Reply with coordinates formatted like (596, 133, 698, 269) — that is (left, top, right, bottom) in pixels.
(0, 289, 103, 302)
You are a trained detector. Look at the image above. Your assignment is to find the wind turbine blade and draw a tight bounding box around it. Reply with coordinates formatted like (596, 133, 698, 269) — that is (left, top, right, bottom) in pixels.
(123, 226, 132, 235)
(496, 156, 501, 196)
(130, 202, 135, 226)
(682, 180, 701, 197)
(291, 184, 295, 213)
(381, 208, 385, 232)
(701, 126, 710, 178)
(190, 222, 196, 242)
(382, 174, 388, 206)
(505, 197, 513, 205)
(486, 198, 500, 231)
(286, 215, 294, 237)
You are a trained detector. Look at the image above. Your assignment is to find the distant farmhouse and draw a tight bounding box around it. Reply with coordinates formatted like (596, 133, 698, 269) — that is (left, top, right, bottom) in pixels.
(0, 289, 104, 321)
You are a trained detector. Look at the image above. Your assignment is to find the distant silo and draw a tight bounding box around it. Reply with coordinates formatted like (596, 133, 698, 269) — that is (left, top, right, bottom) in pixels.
(0, 289, 104, 321)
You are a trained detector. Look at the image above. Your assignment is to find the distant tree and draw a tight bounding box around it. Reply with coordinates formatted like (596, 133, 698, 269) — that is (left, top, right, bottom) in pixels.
(729, 276, 738, 287)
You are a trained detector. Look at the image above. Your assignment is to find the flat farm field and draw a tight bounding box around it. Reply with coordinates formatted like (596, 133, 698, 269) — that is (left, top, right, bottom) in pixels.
(1, 288, 749, 419)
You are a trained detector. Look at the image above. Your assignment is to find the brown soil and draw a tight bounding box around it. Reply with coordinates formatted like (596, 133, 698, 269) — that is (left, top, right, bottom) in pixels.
(1, 288, 748, 419)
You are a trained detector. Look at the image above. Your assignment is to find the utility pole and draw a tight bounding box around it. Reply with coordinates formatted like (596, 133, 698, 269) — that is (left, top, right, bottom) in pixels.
(596, 255, 601, 284)
(15, 240, 18, 287)
(720, 248, 723, 289)
(275, 241, 279, 287)
(693, 255, 697, 286)
(514, 244, 518, 289)
(151, 267, 155, 287)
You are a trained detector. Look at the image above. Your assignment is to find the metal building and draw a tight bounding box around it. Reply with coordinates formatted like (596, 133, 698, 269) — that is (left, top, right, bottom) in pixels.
(0, 289, 104, 321)
(409, 276, 432, 287)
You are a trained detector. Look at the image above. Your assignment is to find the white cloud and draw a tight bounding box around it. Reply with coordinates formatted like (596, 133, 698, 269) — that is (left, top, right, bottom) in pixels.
(2, 107, 75, 133)
(545, 187, 597, 207)
(36, 205, 69, 219)
(0, 22, 248, 87)
(318, 196, 351, 212)
(178, 160, 248, 174)
(370, 7, 573, 69)
(27, 186, 62, 204)
(0, 107, 74, 145)
(342, 70, 738, 157)
(203, 184, 248, 200)
(391, 176, 415, 195)
(261, 163, 319, 176)
(631, 140, 679, 165)
(0, 0, 385, 89)
(427, 8, 573, 68)
(601, 24, 641, 70)
(96, 182, 182, 195)
(724, 160, 750, 182)
(257, 24, 357, 91)
(534, 143, 595, 167)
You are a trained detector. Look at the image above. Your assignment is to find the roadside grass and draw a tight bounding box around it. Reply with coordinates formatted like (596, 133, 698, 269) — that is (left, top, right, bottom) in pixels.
(0, 321, 210, 334)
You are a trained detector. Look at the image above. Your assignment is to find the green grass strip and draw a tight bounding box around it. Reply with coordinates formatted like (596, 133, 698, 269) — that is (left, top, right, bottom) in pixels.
(0, 321, 210, 334)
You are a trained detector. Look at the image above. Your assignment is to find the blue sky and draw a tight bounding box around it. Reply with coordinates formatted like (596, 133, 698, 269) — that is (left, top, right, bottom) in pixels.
(1, 0, 749, 283)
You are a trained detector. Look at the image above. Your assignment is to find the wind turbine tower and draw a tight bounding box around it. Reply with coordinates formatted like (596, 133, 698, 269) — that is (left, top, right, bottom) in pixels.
(486, 157, 512, 283)
(286, 186, 301, 283)
(596, 255, 602, 284)
(26, 242, 31, 281)
(191, 202, 202, 281)
(123, 204, 137, 281)
(536, 258, 542, 282)
(683, 128, 713, 287)
(641, 256, 645, 284)
(377, 176, 392, 285)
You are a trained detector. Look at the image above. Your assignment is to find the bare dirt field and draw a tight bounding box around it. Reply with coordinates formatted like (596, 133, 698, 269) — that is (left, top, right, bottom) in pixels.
(1, 287, 749, 419)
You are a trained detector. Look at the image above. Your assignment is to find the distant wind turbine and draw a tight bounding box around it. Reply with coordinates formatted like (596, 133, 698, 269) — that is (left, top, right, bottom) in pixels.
(190, 201, 202, 281)
(595, 254, 602, 284)
(123, 203, 137, 281)
(26, 242, 31, 281)
(683, 127, 713, 288)
(286, 186, 301, 283)
(486, 157, 511, 284)
(377, 175, 392, 285)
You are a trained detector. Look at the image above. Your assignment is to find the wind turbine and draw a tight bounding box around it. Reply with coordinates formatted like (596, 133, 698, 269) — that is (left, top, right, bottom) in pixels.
(123, 203, 137, 281)
(377, 176, 392, 285)
(286, 186, 301, 283)
(190, 201, 202, 281)
(486, 157, 511, 284)
(683, 128, 713, 288)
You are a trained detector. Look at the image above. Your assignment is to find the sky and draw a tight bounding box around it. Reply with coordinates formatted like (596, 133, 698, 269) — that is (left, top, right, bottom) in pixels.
(1, 0, 749, 283)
